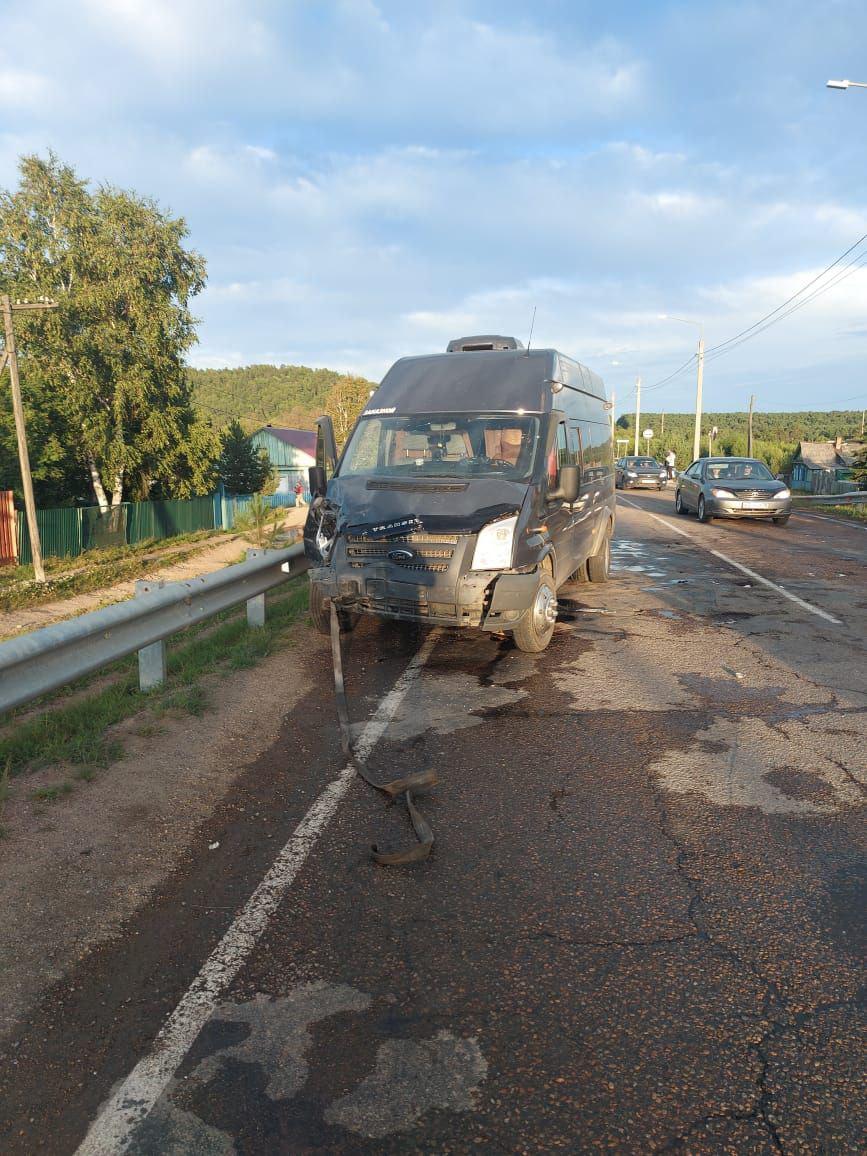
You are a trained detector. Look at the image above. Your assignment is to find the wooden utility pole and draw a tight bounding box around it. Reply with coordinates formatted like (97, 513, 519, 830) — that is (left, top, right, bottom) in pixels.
(660, 411, 665, 441)
(1, 294, 58, 583)
(747, 394, 755, 458)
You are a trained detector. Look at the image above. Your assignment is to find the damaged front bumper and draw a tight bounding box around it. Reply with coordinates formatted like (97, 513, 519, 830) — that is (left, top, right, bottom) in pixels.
(310, 529, 539, 630)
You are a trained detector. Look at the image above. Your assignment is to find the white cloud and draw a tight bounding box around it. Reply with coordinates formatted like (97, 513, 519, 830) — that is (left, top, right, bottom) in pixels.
(244, 145, 277, 163)
(0, 67, 52, 111)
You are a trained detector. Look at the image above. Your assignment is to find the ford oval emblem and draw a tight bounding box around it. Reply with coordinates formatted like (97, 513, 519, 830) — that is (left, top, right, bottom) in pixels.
(388, 548, 415, 563)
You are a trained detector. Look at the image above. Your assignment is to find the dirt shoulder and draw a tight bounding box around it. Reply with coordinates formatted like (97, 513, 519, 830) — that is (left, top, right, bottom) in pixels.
(0, 506, 308, 639)
(0, 618, 317, 1043)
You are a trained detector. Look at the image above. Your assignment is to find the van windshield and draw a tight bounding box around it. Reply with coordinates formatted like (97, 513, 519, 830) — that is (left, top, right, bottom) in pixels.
(338, 413, 540, 481)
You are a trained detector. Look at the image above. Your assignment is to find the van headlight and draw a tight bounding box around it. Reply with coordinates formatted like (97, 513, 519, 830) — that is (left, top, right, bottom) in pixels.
(626, 470, 637, 478)
(776, 488, 790, 499)
(471, 515, 517, 570)
(315, 515, 336, 560)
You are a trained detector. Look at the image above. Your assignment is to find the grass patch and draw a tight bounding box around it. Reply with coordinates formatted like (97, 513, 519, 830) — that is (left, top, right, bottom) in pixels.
(0, 528, 228, 615)
(0, 576, 308, 781)
(32, 781, 74, 802)
(0, 759, 9, 836)
(154, 685, 210, 718)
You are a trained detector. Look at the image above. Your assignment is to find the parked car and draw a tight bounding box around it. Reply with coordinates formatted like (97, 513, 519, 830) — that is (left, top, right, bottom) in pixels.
(303, 334, 616, 653)
(674, 457, 791, 524)
(615, 456, 668, 490)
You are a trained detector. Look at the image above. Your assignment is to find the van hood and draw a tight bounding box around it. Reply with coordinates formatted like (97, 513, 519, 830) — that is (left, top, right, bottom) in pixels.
(327, 474, 530, 535)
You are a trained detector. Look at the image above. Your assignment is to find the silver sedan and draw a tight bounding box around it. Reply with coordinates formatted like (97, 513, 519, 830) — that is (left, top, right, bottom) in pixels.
(675, 457, 792, 524)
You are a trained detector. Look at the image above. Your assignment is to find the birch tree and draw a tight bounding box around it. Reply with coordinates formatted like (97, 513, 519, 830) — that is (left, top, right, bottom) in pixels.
(0, 152, 206, 510)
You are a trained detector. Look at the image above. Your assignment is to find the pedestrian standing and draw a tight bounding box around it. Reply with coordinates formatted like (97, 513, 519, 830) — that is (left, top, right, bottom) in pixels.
(665, 449, 676, 480)
(294, 479, 305, 506)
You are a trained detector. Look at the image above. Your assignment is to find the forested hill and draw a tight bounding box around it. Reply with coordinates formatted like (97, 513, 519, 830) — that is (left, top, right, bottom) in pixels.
(616, 410, 863, 443)
(188, 364, 376, 431)
(615, 410, 864, 473)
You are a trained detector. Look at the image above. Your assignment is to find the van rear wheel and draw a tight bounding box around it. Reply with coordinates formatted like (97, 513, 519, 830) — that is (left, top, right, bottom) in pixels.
(512, 563, 557, 653)
(587, 530, 611, 583)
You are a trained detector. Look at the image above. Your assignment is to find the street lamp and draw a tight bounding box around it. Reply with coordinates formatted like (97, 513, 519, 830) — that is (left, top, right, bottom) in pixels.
(659, 314, 705, 462)
(827, 79, 867, 90)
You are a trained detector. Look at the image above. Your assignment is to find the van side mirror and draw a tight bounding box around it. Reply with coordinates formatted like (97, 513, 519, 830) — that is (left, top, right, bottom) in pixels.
(547, 464, 579, 504)
(314, 415, 338, 473)
(308, 465, 327, 498)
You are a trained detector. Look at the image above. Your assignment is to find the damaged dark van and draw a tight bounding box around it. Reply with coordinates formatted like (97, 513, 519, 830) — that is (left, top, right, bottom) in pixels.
(302, 335, 615, 652)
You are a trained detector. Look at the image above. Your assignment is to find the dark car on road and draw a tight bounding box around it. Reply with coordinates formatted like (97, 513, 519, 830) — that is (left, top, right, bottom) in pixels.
(615, 456, 668, 490)
(675, 457, 791, 524)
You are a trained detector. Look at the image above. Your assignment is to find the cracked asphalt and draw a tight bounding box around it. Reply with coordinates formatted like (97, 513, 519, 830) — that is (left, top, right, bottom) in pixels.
(1, 491, 864, 1154)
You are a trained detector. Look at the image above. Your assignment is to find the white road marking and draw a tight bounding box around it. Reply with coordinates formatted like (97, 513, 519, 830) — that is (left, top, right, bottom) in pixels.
(76, 630, 441, 1156)
(617, 498, 843, 626)
(793, 509, 867, 532)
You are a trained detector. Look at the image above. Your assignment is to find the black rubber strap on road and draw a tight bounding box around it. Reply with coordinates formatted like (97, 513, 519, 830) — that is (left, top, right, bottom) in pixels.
(329, 601, 437, 865)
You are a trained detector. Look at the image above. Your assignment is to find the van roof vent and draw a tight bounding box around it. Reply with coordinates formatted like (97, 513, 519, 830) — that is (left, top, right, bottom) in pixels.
(446, 335, 524, 353)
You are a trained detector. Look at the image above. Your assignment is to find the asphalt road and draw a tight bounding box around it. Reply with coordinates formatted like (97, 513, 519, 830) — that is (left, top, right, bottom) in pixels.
(2, 490, 865, 1154)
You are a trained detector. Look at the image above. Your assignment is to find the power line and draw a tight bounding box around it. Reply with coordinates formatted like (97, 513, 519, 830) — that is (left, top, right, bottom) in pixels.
(625, 230, 867, 406)
(621, 353, 697, 400)
(703, 232, 867, 357)
(704, 249, 867, 364)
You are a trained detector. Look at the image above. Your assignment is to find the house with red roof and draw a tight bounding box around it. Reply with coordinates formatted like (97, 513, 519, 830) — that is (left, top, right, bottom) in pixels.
(251, 426, 317, 497)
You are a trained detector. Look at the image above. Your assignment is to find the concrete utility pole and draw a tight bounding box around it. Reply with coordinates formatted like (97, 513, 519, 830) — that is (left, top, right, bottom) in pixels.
(661, 411, 665, 440)
(693, 334, 705, 462)
(1, 294, 58, 583)
(633, 376, 641, 456)
(748, 394, 755, 457)
(659, 315, 704, 461)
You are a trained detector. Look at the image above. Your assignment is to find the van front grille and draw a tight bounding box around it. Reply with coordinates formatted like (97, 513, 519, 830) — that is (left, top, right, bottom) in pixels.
(345, 531, 463, 573)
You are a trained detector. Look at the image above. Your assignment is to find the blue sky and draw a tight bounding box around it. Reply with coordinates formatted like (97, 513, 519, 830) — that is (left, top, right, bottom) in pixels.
(2, 0, 867, 414)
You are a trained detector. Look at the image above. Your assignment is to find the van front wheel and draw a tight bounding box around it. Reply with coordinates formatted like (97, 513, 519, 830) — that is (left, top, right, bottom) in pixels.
(309, 581, 358, 635)
(512, 565, 557, 653)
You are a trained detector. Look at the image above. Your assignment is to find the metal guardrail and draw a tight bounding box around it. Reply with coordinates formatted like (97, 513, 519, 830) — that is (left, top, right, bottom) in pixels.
(791, 490, 867, 504)
(0, 543, 309, 715)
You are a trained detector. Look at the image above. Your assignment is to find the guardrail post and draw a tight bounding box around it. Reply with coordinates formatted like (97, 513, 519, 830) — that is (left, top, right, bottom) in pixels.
(135, 580, 167, 690)
(245, 549, 266, 627)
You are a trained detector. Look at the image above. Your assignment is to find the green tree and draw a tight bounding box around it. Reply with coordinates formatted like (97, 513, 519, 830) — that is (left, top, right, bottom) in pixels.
(234, 493, 284, 547)
(0, 152, 206, 510)
(0, 374, 90, 505)
(217, 420, 272, 494)
(325, 374, 374, 446)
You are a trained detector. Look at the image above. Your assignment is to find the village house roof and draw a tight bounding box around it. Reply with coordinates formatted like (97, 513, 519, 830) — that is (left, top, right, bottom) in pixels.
(255, 427, 317, 458)
(794, 439, 864, 471)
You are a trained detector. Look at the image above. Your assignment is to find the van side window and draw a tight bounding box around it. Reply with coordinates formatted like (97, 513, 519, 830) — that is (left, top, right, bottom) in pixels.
(557, 422, 574, 468)
(578, 421, 611, 481)
(568, 424, 583, 474)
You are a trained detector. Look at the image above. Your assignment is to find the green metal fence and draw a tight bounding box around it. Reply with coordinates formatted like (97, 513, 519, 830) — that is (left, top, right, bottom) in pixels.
(15, 490, 299, 565)
(18, 506, 83, 565)
(17, 495, 218, 565)
(127, 496, 215, 544)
